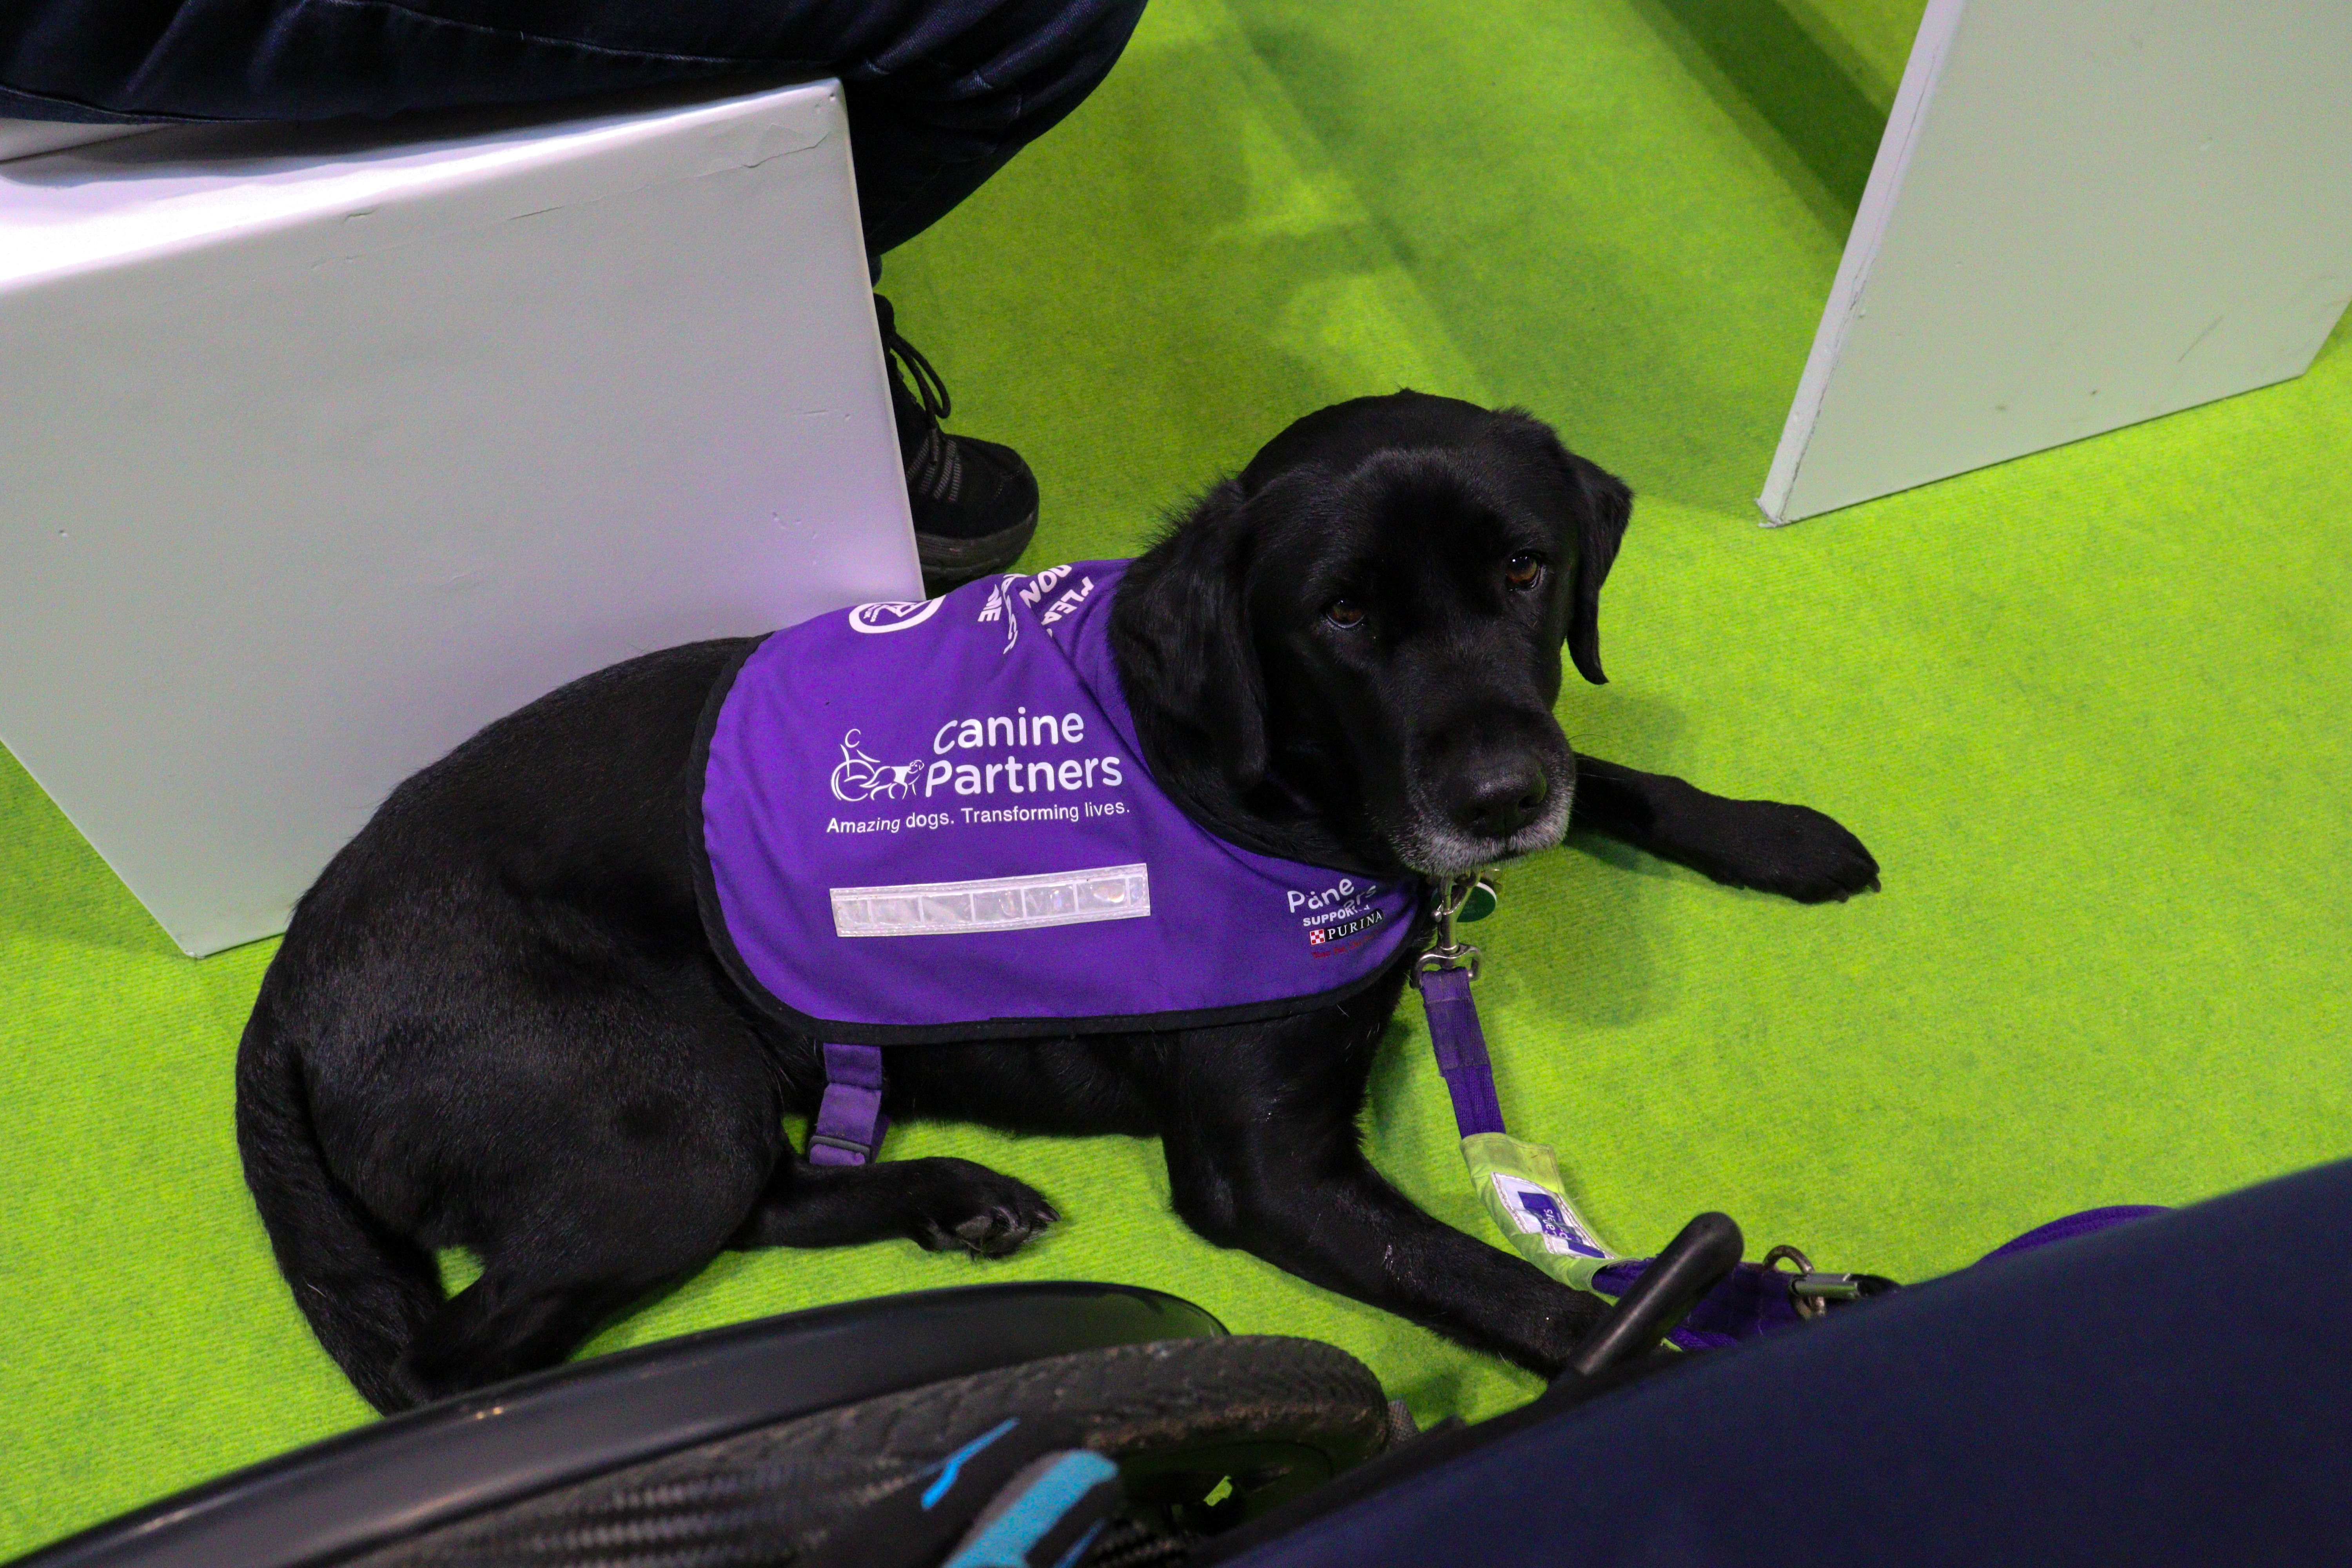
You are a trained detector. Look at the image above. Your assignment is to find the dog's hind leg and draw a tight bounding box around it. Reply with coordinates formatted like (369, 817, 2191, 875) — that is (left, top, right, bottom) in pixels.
(343, 957, 791, 1409)
(384, 1102, 771, 1407)
(389, 1266, 681, 1405)
(730, 1154, 1057, 1258)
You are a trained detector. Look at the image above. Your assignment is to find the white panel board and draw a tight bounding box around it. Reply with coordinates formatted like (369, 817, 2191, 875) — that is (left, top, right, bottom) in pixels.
(1761, 0, 2352, 524)
(0, 120, 157, 161)
(0, 82, 920, 954)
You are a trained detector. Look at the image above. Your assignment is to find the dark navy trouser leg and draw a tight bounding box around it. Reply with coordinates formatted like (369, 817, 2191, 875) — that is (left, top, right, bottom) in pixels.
(1226, 1157, 2352, 1568)
(0, 0, 1146, 256)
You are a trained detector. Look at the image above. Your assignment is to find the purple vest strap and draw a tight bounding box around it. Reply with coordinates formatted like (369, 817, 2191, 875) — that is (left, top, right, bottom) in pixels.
(810, 1042, 889, 1166)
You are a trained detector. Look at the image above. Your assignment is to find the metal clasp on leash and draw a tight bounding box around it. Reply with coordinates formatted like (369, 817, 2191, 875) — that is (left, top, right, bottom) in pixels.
(1761, 1243, 1864, 1320)
(1412, 872, 1495, 988)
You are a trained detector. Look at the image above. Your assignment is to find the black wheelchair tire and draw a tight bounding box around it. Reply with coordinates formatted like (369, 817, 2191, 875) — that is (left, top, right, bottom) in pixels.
(347, 1335, 1392, 1567)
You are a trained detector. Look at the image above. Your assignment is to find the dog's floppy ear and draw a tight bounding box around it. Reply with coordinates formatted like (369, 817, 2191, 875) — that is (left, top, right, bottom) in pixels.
(1117, 481, 1270, 789)
(1563, 454, 1632, 685)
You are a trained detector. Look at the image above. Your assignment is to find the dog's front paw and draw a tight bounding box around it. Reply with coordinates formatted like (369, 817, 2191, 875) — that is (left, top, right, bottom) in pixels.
(1697, 799, 1880, 903)
(909, 1157, 1059, 1258)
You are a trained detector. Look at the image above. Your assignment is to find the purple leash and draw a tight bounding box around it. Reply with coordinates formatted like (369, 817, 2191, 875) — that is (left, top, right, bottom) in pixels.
(809, 879, 2165, 1333)
(1412, 875, 2164, 1343)
(1418, 966, 1506, 1138)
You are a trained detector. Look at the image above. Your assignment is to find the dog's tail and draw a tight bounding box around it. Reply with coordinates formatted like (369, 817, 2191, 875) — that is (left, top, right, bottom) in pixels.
(236, 984, 442, 1413)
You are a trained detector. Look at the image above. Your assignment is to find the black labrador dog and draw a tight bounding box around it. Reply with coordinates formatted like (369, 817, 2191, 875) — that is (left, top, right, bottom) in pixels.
(238, 392, 1876, 1413)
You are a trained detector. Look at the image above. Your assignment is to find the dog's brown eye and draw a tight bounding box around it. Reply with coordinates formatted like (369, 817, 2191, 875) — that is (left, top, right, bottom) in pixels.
(1323, 599, 1366, 629)
(1504, 553, 1545, 592)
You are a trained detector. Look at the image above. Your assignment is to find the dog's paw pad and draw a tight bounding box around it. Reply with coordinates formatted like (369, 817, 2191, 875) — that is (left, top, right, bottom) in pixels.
(950, 1206, 1040, 1256)
(913, 1161, 1057, 1258)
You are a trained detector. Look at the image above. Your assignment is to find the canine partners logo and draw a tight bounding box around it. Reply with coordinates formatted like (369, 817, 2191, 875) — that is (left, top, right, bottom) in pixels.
(846, 598, 942, 635)
(829, 730, 923, 802)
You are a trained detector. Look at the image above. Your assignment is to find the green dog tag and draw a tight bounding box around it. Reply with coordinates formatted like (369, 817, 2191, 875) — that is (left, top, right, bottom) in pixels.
(1457, 878, 1498, 923)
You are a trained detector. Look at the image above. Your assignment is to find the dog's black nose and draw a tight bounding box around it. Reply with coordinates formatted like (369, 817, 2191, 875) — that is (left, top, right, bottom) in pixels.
(1453, 762, 1549, 840)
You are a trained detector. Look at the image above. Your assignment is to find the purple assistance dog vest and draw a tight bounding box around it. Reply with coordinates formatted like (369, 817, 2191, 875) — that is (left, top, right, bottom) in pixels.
(695, 561, 1426, 1051)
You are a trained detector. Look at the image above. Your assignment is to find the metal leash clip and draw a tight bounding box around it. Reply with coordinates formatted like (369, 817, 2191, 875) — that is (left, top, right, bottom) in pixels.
(1412, 872, 1494, 987)
(1760, 1243, 1865, 1320)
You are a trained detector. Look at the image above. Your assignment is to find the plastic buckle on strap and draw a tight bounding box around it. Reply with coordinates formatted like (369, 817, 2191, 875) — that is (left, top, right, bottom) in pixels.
(811, 1042, 887, 1167)
(807, 1131, 877, 1163)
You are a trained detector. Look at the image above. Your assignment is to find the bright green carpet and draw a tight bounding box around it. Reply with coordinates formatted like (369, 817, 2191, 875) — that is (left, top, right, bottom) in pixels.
(6, 0, 2349, 1554)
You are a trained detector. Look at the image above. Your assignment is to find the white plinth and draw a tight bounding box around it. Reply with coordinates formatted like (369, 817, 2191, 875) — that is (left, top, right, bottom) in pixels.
(1761, 0, 2352, 524)
(0, 81, 921, 955)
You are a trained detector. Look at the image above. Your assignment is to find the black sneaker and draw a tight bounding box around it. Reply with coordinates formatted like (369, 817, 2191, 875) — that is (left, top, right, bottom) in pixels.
(875, 294, 1040, 592)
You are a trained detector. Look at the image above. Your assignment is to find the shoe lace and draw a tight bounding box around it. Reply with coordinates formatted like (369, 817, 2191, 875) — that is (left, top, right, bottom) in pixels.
(882, 318, 952, 426)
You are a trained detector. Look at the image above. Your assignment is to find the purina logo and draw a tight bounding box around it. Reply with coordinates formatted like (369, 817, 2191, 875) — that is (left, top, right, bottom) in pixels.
(846, 598, 942, 635)
(829, 730, 923, 802)
(1306, 907, 1386, 951)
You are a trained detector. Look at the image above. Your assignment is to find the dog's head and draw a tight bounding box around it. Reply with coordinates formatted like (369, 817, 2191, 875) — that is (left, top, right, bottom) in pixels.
(1113, 391, 1632, 877)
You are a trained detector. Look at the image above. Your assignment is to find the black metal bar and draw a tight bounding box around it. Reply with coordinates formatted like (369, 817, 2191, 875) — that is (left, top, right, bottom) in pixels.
(1563, 1211, 1745, 1381)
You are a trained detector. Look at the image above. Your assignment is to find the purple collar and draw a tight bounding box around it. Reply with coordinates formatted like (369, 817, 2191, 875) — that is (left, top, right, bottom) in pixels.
(696, 562, 1426, 1045)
